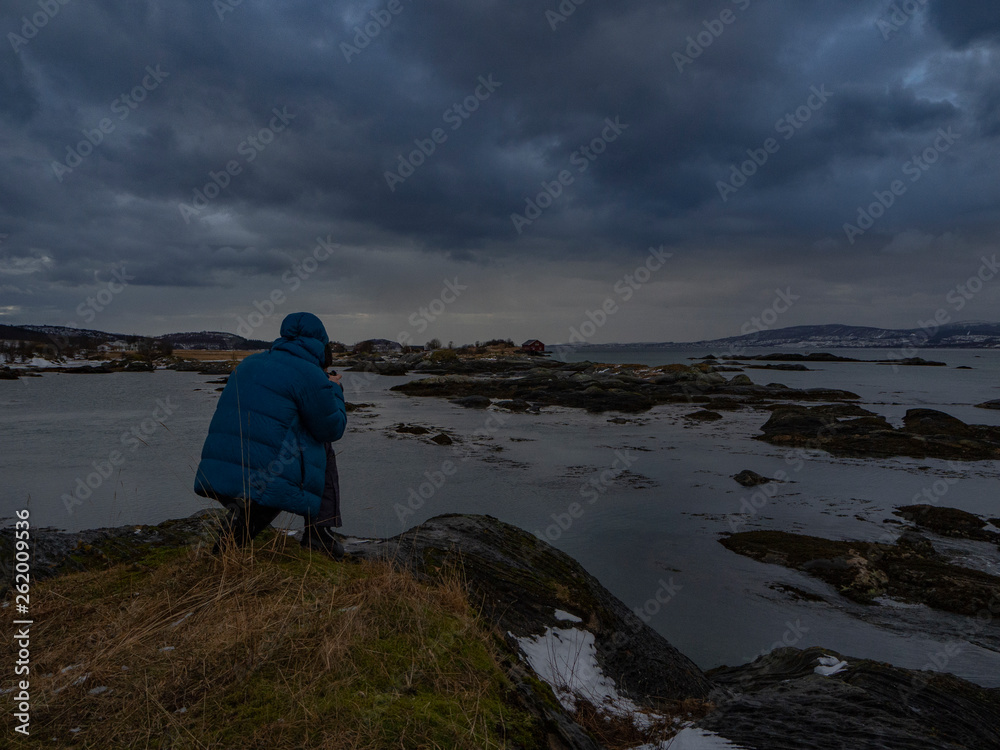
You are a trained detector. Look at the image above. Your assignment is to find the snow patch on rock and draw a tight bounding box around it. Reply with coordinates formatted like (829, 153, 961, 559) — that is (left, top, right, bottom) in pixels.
(554, 609, 582, 623)
(814, 655, 849, 676)
(514, 625, 646, 717)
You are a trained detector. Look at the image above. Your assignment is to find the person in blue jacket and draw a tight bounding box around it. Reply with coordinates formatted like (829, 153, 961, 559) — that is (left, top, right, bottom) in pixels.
(194, 312, 348, 558)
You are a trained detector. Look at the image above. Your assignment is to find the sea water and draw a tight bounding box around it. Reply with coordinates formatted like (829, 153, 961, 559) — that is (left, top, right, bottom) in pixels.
(2, 348, 999, 685)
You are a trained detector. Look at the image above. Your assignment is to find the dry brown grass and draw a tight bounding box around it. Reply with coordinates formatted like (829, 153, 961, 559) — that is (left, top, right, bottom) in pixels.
(2, 532, 539, 748)
(572, 696, 715, 749)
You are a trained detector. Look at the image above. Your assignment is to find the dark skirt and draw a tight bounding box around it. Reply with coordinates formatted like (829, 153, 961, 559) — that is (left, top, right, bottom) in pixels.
(317, 443, 342, 527)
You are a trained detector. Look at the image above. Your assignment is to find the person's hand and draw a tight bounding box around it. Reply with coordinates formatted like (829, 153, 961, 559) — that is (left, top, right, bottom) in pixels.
(328, 371, 342, 385)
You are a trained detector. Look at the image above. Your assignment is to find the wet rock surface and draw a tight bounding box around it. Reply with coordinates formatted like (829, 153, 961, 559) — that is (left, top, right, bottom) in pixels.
(758, 405, 1000, 461)
(5, 512, 1000, 748)
(0, 511, 223, 586)
(392, 362, 860, 415)
(719, 529, 1000, 616)
(703, 647, 1000, 750)
(895, 505, 1000, 544)
(732, 469, 781, 487)
(351, 514, 714, 704)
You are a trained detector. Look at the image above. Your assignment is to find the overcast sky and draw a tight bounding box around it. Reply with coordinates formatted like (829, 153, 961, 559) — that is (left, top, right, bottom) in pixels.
(2, 0, 999, 345)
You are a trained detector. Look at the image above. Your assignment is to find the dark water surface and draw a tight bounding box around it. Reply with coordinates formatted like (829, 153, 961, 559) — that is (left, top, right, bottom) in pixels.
(3, 348, 999, 685)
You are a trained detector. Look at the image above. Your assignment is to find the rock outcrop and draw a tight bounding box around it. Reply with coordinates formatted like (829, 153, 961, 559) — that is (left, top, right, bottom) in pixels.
(758, 405, 1000, 461)
(704, 647, 1000, 750)
(350, 514, 715, 705)
(895, 505, 1000, 544)
(4, 512, 999, 748)
(732, 470, 781, 487)
(719, 529, 1000, 615)
(392, 364, 860, 415)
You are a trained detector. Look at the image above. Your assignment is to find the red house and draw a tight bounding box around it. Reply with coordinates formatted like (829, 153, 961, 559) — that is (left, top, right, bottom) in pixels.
(521, 339, 545, 353)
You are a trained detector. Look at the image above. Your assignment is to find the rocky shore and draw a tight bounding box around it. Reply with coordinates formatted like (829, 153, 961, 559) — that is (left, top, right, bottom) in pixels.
(720, 524, 1000, 616)
(757, 404, 1000, 461)
(3, 512, 998, 749)
(12, 349, 992, 465)
(388, 357, 859, 414)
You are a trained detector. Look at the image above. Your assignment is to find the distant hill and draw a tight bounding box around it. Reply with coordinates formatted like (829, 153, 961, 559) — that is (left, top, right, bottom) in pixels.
(555, 322, 1000, 350)
(9, 325, 269, 350)
(159, 331, 271, 350)
(1, 324, 86, 344)
(16, 324, 120, 343)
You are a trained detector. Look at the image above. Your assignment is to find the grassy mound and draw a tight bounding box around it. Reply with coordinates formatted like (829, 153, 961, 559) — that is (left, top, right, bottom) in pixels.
(2, 533, 541, 748)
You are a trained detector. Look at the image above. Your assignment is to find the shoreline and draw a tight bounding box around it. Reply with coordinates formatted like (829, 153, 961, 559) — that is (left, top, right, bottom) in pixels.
(5, 349, 1000, 706)
(2, 510, 998, 748)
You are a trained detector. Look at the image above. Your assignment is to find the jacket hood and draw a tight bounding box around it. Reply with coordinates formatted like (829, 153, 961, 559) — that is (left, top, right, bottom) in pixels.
(270, 312, 329, 366)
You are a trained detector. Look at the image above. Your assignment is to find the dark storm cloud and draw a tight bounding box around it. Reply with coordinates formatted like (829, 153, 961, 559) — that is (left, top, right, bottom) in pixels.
(926, 0, 1000, 47)
(1, 0, 999, 340)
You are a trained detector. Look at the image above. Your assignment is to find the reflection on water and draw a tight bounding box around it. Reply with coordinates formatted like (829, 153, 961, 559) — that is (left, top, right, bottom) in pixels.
(3, 349, 1000, 686)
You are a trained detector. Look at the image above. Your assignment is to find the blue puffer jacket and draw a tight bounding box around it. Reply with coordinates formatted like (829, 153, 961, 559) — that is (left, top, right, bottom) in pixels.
(193, 312, 347, 517)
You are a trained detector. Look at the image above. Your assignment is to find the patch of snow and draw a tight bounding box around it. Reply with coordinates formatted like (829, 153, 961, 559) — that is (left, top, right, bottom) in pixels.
(514, 626, 649, 720)
(72, 673, 91, 686)
(88, 686, 108, 695)
(814, 655, 848, 676)
(8, 357, 58, 368)
(60, 663, 82, 674)
(175, 707, 187, 714)
(159, 646, 175, 652)
(554, 609, 583, 623)
(633, 727, 744, 749)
